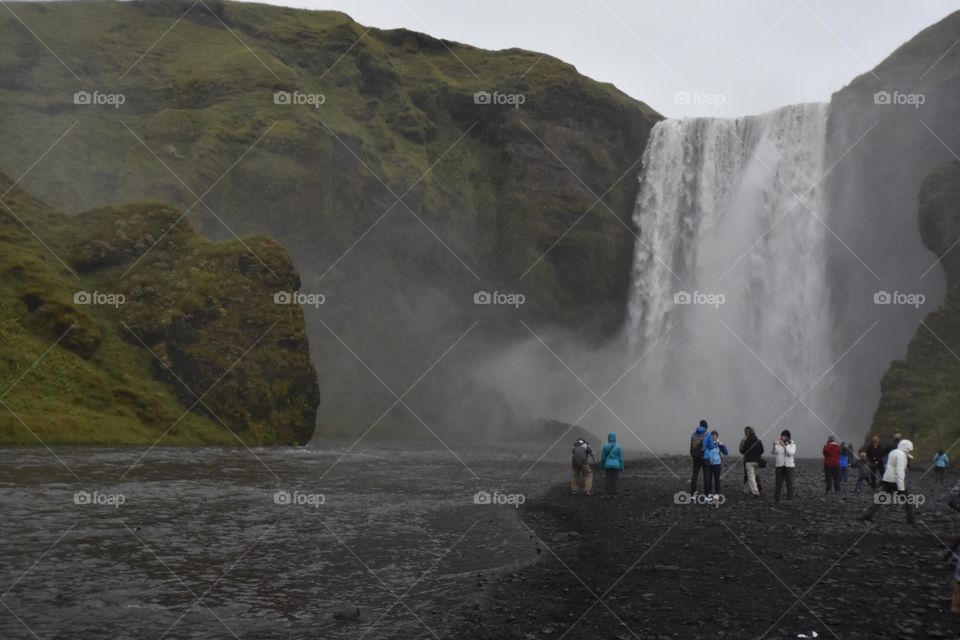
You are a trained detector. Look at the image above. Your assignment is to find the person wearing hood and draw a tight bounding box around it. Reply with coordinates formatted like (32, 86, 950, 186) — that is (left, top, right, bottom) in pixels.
(689, 420, 710, 494)
(860, 439, 916, 524)
(822, 436, 842, 493)
(601, 432, 625, 498)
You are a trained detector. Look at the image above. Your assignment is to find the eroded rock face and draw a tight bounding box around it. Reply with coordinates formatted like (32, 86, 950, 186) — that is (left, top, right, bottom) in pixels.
(0, 173, 319, 445)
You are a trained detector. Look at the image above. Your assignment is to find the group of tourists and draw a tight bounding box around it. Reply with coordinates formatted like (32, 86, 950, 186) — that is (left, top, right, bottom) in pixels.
(570, 422, 960, 622)
(688, 421, 798, 502)
(568, 422, 947, 521)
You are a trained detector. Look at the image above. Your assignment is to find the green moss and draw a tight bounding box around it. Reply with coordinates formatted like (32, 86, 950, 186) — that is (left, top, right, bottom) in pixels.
(0, 173, 319, 445)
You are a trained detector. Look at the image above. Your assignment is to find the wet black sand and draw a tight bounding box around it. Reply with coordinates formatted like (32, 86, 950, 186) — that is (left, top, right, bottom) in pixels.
(452, 457, 959, 640)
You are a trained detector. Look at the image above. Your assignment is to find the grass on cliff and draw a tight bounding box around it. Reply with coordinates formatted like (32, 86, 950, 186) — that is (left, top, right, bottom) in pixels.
(0, 172, 318, 445)
(0, 0, 657, 305)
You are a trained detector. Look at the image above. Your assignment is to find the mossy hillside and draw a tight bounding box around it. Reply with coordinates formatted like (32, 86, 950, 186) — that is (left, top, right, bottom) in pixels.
(0, 0, 661, 434)
(0, 1, 658, 312)
(870, 161, 960, 457)
(0, 173, 319, 445)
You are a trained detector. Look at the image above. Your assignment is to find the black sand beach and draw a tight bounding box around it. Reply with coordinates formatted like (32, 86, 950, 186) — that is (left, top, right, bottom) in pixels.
(453, 457, 958, 640)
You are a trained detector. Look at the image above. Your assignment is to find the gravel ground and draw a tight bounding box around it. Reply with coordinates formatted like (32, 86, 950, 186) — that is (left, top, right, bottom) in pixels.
(451, 456, 959, 640)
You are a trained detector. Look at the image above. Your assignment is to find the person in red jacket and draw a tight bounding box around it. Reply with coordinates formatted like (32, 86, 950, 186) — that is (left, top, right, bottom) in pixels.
(823, 435, 842, 493)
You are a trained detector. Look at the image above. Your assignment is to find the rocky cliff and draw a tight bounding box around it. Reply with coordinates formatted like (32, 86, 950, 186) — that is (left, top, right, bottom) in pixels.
(823, 10, 960, 446)
(0, 173, 319, 444)
(871, 161, 960, 455)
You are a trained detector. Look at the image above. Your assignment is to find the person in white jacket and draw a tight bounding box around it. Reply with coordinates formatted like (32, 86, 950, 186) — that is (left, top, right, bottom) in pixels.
(860, 439, 916, 524)
(772, 429, 797, 502)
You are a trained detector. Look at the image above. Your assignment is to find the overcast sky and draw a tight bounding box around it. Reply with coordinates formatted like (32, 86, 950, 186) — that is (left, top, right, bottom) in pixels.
(238, 0, 957, 118)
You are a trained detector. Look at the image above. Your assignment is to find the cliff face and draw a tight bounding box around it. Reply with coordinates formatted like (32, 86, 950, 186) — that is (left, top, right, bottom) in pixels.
(822, 10, 960, 441)
(0, 173, 319, 445)
(0, 1, 661, 434)
(871, 162, 960, 455)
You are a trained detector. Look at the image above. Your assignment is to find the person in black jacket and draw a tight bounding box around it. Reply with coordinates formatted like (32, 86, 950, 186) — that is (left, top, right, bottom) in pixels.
(865, 435, 886, 489)
(740, 426, 764, 497)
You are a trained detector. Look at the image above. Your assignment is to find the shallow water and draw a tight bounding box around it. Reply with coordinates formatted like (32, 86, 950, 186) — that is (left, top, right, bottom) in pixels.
(0, 443, 568, 639)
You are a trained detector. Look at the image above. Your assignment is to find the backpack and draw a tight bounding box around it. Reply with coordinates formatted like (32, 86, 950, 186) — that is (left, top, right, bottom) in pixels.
(690, 433, 705, 458)
(572, 444, 590, 466)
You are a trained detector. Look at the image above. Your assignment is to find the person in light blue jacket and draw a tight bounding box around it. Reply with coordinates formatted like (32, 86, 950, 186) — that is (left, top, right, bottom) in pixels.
(601, 432, 625, 498)
(703, 430, 729, 496)
(934, 450, 950, 485)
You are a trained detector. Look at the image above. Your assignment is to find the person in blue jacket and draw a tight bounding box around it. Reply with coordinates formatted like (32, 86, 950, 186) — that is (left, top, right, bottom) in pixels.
(934, 449, 950, 485)
(838, 443, 851, 491)
(601, 432, 625, 498)
(704, 430, 729, 496)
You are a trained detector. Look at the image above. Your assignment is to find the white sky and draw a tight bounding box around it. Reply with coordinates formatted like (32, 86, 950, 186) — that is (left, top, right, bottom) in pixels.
(239, 0, 958, 118)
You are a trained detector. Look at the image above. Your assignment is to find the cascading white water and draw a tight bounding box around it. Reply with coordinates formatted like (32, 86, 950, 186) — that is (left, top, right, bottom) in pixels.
(627, 103, 836, 442)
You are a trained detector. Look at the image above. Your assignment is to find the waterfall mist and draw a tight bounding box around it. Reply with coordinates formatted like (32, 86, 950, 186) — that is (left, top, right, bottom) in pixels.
(472, 104, 857, 455)
(627, 103, 837, 451)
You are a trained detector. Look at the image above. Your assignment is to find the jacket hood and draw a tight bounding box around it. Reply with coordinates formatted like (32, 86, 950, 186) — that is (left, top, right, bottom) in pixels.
(898, 439, 914, 458)
(695, 426, 707, 435)
(608, 432, 617, 443)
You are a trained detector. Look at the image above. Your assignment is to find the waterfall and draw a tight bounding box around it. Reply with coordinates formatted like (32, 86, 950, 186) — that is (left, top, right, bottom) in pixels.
(626, 103, 835, 441)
